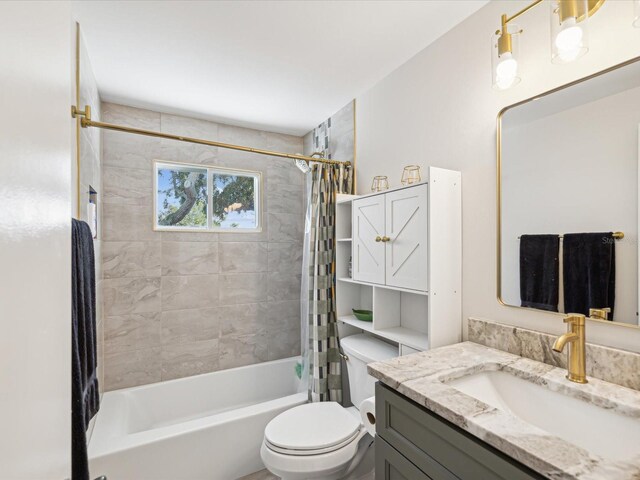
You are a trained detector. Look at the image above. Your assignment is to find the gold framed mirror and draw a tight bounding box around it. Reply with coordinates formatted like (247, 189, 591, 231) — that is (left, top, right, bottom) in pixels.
(497, 55, 640, 329)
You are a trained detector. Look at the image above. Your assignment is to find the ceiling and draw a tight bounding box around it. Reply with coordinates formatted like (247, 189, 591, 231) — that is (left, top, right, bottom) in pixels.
(74, 0, 488, 136)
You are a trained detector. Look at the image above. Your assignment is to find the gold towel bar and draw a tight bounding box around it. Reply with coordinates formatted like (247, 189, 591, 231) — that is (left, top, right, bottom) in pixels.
(517, 232, 624, 240)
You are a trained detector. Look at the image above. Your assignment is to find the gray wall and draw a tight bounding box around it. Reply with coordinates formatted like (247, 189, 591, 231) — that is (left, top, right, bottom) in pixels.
(101, 103, 304, 390)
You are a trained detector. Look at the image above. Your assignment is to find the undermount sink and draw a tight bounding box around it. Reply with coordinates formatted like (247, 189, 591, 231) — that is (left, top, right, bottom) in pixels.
(446, 370, 640, 461)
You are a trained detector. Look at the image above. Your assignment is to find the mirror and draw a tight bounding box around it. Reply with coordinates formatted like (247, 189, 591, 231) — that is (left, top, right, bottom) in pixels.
(498, 56, 640, 328)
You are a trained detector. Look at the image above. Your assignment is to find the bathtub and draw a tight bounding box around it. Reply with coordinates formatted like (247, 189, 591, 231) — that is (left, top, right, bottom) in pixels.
(89, 357, 306, 480)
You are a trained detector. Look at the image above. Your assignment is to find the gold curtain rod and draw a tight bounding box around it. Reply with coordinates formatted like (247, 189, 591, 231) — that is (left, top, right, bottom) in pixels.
(71, 104, 349, 167)
(517, 232, 624, 240)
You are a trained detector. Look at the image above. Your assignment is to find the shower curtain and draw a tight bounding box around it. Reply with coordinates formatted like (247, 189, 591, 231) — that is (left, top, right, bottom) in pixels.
(301, 162, 353, 403)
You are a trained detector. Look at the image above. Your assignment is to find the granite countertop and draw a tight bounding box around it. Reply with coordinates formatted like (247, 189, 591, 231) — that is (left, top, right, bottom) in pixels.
(368, 341, 640, 480)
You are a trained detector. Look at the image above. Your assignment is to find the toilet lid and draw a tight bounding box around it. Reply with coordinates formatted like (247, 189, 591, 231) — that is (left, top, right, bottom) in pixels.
(264, 402, 361, 452)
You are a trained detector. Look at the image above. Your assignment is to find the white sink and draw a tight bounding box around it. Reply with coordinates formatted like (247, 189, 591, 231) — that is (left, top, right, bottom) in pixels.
(446, 370, 640, 461)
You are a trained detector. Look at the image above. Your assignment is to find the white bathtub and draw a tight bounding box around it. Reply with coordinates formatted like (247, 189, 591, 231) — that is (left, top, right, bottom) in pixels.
(89, 357, 306, 480)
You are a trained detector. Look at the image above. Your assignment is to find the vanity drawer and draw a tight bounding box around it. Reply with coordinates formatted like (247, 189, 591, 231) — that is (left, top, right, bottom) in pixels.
(376, 436, 433, 480)
(376, 383, 545, 480)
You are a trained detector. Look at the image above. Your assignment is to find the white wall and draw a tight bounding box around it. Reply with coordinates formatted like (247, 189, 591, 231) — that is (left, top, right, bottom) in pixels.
(502, 86, 640, 323)
(356, 0, 640, 351)
(0, 1, 72, 477)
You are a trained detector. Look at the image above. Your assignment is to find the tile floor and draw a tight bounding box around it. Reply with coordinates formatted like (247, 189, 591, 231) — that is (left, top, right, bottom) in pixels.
(238, 469, 375, 480)
(238, 469, 279, 480)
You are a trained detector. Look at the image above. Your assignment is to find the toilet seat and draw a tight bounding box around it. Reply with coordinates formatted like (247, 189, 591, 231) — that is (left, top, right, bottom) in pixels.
(264, 402, 362, 456)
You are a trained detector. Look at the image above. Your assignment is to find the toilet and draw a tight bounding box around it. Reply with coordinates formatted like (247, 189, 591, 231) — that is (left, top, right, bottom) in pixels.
(261, 334, 398, 480)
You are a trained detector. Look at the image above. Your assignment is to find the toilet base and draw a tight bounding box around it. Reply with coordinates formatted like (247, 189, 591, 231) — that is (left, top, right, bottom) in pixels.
(261, 433, 374, 480)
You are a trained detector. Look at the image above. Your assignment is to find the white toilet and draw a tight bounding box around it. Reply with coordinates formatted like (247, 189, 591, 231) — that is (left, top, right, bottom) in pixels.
(261, 334, 398, 480)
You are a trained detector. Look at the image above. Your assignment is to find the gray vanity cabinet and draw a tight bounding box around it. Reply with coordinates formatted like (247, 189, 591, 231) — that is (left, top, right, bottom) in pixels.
(375, 383, 546, 480)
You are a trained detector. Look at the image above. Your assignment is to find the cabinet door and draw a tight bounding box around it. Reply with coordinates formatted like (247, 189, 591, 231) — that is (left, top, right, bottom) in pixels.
(376, 437, 433, 480)
(385, 184, 428, 291)
(353, 195, 385, 284)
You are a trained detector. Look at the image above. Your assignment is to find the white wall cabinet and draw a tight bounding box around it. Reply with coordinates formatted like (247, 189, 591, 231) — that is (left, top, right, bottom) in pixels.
(337, 167, 461, 353)
(353, 185, 428, 291)
(353, 194, 386, 284)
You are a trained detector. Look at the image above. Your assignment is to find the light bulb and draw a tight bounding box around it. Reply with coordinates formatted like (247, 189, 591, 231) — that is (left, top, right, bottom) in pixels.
(554, 17, 584, 62)
(495, 52, 518, 90)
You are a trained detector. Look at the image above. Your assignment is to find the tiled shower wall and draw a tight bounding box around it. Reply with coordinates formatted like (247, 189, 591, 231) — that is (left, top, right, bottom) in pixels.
(77, 33, 104, 398)
(101, 103, 304, 390)
(303, 100, 355, 172)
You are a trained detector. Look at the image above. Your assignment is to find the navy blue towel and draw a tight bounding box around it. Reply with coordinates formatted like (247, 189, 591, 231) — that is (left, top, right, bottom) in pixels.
(520, 234, 560, 312)
(72, 219, 100, 480)
(563, 232, 616, 319)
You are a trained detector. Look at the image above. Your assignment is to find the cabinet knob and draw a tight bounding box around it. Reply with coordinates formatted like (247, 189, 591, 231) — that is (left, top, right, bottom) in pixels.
(375, 236, 382, 242)
(381, 236, 391, 242)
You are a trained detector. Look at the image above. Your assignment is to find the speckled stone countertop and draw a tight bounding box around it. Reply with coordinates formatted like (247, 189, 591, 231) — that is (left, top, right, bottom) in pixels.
(368, 342, 640, 480)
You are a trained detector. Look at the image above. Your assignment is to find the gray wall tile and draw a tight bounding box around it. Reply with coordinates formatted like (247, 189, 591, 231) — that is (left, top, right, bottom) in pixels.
(161, 241, 219, 276)
(161, 339, 219, 381)
(161, 274, 219, 311)
(268, 212, 304, 243)
(266, 300, 300, 331)
(103, 166, 152, 205)
(267, 184, 305, 214)
(268, 326, 301, 361)
(103, 241, 161, 278)
(159, 113, 219, 165)
(103, 203, 156, 242)
(219, 242, 267, 273)
(268, 242, 303, 274)
(161, 307, 220, 345)
(219, 273, 268, 305)
(104, 347, 162, 390)
(267, 272, 302, 302)
(103, 277, 161, 316)
(219, 303, 269, 337)
(219, 333, 269, 370)
(104, 312, 162, 354)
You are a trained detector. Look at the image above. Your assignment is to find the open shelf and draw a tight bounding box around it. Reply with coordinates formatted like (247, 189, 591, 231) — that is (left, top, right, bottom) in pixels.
(337, 277, 429, 296)
(338, 315, 375, 334)
(338, 315, 429, 351)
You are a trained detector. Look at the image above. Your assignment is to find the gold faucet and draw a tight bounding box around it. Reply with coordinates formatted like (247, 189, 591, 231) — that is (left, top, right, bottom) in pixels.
(552, 314, 587, 384)
(589, 308, 611, 321)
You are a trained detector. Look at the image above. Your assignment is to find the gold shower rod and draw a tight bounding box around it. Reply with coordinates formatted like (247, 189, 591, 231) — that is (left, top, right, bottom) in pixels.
(71, 104, 349, 167)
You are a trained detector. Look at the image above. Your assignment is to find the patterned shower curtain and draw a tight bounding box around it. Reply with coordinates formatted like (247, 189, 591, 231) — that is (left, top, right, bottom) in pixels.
(307, 162, 353, 403)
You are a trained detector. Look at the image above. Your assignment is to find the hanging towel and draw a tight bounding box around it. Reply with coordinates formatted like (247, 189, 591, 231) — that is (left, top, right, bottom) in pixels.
(563, 232, 616, 319)
(72, 219, 100, 480)
(520, 234, 560, 312)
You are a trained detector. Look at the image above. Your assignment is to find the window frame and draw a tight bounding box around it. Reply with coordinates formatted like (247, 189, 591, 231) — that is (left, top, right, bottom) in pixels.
(153, 160, 263, 233)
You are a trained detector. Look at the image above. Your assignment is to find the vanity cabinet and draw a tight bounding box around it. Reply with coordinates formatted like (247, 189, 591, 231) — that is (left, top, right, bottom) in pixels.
(375, 383, 546, 480)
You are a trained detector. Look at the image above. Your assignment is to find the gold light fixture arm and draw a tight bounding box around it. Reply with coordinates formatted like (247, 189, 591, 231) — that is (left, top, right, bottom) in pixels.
(500, 0, 603, 28)
(504, 0, 544, 25)
(72, 104, 349, 167)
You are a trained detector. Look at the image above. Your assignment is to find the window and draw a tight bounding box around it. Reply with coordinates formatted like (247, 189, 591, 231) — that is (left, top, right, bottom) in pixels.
(154, 161, 261, 232)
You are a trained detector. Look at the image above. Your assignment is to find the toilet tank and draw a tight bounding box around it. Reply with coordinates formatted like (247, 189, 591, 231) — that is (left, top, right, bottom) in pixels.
(340, 334, 398, 408)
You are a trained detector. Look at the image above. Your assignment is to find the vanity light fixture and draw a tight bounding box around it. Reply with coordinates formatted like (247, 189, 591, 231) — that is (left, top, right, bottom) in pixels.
(493, 0, 606, 90)
(492, 19, 521, 89)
